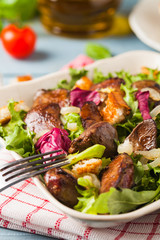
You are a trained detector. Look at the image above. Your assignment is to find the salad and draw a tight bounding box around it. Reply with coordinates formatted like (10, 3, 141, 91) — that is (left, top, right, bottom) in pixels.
(1, 66, 160, 215)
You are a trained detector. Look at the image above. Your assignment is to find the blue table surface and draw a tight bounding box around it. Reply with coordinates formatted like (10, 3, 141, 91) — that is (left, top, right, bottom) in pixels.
(0, 0, 155, 239)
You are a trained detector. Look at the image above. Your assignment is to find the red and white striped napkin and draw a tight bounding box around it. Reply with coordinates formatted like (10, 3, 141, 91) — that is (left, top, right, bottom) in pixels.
(0, 149, 160, 240)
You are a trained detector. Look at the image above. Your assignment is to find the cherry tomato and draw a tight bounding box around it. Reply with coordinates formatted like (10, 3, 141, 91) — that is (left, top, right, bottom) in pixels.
(1, 24, 36, 59)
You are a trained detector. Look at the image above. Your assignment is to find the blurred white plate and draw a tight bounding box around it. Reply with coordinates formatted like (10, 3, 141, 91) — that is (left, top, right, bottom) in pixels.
(129, 0, 160, 51)
(1, 50, 160, 228)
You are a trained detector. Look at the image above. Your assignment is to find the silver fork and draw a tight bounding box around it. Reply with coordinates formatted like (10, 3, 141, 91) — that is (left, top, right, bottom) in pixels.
(0, 150, 70, 192)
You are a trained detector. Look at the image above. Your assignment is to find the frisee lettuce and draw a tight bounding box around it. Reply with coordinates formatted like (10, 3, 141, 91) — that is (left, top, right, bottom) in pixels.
(63, 113, 84, 140)
(115, 112, 143, 143)
(74, 177, 99, 214)
(132, 160, 160, 192)
(57, 68, 88, 90)
(92, 68, 113, 84)
(0, 100, 35, 157)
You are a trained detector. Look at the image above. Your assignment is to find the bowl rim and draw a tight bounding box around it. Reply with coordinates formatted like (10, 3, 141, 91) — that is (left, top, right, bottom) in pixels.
(34, 176, 160, 221)
(2, 49, 160, 222)
(5, 138, 160, 222)
(0, 50, 160, 92)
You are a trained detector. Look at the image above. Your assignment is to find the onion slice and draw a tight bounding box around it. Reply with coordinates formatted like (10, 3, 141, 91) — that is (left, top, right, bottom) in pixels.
(135, 149, 160, 160)
(150, 105, 160, 118)
(60, 106, 80, 115)
(118, 139, 133, 155)
(143, 157, 160, 170)
(141, 87, 160, 101)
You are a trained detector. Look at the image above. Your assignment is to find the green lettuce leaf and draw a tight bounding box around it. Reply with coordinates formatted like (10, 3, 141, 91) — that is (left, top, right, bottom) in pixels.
(67, 144, 106, 166)
(107, 186, 160, 214)
(5, 125, 35, 157)
(120, 84, 138, 114)
(0, 100, 35, 157)
(134, 161, 144, 185)
(101, 157, 111, 169)
(75, 182, 160, 215)
(63, 113, 84, 140)
(92, 188, 116, 214)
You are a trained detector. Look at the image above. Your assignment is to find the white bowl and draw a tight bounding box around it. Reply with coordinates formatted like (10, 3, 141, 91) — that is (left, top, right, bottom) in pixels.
(1, 50, 160, 228)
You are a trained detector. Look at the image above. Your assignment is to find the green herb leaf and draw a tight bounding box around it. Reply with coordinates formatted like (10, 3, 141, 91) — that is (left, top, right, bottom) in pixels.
(85, 43, 111, 60)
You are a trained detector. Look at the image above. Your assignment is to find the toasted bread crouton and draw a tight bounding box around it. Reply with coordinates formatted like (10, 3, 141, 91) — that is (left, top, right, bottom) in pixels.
(72, 158, 102, 178)
(74, 76, 93, 90)
(0, 101, 29, 125)
(100, 91, 131, 124)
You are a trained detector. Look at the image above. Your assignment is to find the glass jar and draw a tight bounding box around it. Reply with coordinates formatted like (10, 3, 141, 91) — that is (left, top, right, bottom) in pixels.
(38, 0, 121, 38)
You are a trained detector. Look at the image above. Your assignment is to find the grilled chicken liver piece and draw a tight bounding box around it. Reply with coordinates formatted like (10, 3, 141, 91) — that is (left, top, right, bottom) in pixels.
(69, 121, 118, 158)
(24, 103, 62, 134)
(126, 119, 157, 151)
(80, 101, 103, 129)
(132, 80, 160, 93)
(90, 78, 125, 91)
(100, 153, 134, 193)
(33, 89, 70, 108)
(44, 168, 79, 208)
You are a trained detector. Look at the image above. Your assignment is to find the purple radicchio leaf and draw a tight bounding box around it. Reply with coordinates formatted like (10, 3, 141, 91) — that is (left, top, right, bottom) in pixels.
(70, 87, 100, 108)
(136, 90, 152, 120)
(35, 128, 71, 159)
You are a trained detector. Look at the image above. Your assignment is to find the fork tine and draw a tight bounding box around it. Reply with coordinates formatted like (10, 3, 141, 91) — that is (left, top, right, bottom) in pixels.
(0, 160, 70, 192)
(2, 153, 66, 176)
(5, 158, 69, 181)
(0, 149, 63, 171)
